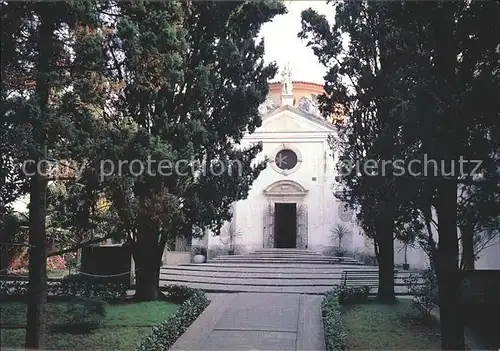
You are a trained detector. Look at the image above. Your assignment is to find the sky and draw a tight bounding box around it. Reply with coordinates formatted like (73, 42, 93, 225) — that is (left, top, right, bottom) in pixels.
(258, 1, 334, 84)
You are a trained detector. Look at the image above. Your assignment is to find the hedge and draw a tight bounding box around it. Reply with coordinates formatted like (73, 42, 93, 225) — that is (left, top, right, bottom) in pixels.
(0, 275, 127, 300)
(137, 286, 209, 351)
(322, 285, 369, 351)
(322, 288, 347, 351)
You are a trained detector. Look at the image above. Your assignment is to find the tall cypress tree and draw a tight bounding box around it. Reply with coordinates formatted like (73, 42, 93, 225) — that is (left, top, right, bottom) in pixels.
(96, 0, 286, 300)
(1, 2, 110, 347)
(302, 1, 499, 348)
(300, 1, 410, 302)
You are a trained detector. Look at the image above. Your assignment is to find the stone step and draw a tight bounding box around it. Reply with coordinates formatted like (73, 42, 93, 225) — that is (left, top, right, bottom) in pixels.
(160, 275, 341, 286)
(162, 264, 373, 273)
(176, 263, 367, 270)
(160, 270, 413, 282)
(212, 254, 357, 260)
(216, 254, 326, 260)
(251, 250, 320, 255)
(208, 258, 363, 265)
(253, 248, 318, 252)
(160, 269, 345, 279)
(248, 251, 322, 256)
(244, 252, 322, 256)
(249, 251, 322, 256)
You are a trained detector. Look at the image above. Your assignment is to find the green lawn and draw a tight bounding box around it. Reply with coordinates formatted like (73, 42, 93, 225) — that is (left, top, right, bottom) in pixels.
(0, 300, 178, 350)
(343, 298, 441, 350)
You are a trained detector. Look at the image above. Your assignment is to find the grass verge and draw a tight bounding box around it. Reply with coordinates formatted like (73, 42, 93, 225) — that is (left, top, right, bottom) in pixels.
(343, 297, 441, 350)
(0, 300, 178, 350)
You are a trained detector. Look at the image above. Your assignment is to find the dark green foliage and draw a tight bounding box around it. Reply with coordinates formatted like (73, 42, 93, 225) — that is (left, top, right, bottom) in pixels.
(55, 297, 107, 334)
(85, 0, 287, 300)
(0, 277, 127, 300)
(301, 1, 499, 348)
(404, 267, 439, 318)
(64, 253, 79, 275)
(56, 276, 128, 300)
(322, 289, 347, 351)
(0, 210, 28, 271)
(0, 280, 29, 297)
(336, 286, 370, 305)
(137, 289, 209, 350)
(163, 284, 197, 304)
(355, 252, 377, 266)
(2, 2, 113, 346)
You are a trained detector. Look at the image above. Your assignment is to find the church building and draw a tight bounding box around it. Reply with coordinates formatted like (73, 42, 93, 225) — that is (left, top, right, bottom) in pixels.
(203, 66, 367, 257)
(200, 66, 500, 271)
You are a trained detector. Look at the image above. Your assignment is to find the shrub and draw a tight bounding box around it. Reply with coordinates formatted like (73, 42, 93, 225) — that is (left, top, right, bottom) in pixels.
(137, 288, 209, 351)
(0, 280, 28, 297)
(322, 289, 347, 351)
(335, 247, 348, 257)
(0, 275, 127, 300)
(53, 275, 128, 299)
(404, 267, 438, 318)
(65, 252, 79, 275)
(354, 252, 377, 266)
(337, 285, 370, 305)
(55, 297, 107, 333)
(163, 284, 197, 304)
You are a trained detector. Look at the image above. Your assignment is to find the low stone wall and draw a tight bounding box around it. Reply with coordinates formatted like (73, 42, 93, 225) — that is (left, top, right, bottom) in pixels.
(207, 244, 251, 259)
(164, 251, 191, 265)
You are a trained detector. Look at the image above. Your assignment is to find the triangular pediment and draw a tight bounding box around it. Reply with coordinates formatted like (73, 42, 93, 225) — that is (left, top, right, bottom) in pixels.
(256, 105, 336, 133)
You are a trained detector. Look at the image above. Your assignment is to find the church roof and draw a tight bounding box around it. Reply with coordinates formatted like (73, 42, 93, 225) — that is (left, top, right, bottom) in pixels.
(269, 81, 324, 88)
(264, 105, 338, 132)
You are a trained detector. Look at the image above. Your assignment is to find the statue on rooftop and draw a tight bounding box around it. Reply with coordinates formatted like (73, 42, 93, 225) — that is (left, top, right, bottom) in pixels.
(281, 62, 293, 95)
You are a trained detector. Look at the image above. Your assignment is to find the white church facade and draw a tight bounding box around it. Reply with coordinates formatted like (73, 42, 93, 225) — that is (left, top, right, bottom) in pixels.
(199, 72, 500, 271)
(203, 76, 367, 258)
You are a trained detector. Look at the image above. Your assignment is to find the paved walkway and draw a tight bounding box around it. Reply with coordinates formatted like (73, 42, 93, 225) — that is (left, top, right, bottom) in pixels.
(170, 292, 325, 351)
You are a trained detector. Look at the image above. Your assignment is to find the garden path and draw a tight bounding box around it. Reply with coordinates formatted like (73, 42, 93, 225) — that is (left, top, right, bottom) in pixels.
(170, 292, 325, 351)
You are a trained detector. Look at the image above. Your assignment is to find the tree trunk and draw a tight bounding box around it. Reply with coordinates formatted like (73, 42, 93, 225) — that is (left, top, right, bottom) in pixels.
(25, 171, 48, 349)
(25, 13, 53, 349)
(460, 224, 475, 270)
(421, 204, 437, 262)
(376, 215, 396, 303)
(133, 230, 164, 301)
(432, 2, 465, 347)
(134, 257, 162, 301)
(435, 181, 465, 350)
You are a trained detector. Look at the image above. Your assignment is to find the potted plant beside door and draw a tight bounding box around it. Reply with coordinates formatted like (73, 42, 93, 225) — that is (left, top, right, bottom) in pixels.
(220, 221, 242, 255)
(192, 246, 206, 264)
(399, 235, 416, 270)
(330, 224, 351, 258)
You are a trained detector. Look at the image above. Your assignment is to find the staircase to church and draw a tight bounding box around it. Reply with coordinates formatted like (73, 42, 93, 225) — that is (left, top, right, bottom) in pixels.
(159, 249, 370, 294)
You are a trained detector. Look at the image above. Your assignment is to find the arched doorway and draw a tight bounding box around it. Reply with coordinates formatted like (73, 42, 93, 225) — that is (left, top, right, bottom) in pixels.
(262, 180, 309, 249)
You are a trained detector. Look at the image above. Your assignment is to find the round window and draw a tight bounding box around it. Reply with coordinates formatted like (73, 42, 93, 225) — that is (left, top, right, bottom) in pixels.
(275, 149, 298, 170)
